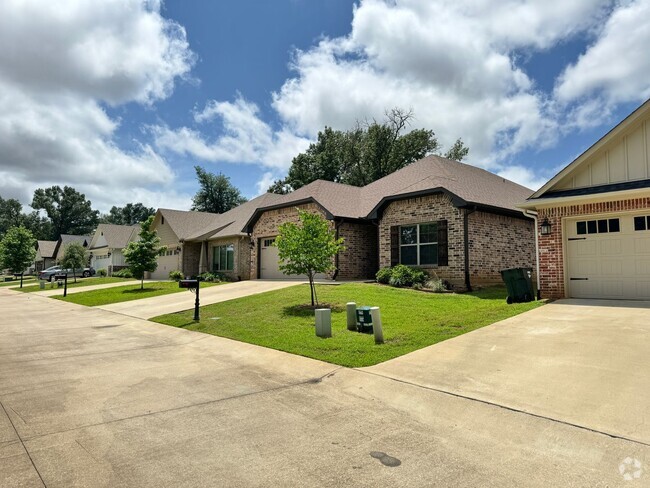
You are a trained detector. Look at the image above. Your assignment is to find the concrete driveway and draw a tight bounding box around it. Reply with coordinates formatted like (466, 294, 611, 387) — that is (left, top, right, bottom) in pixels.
(96, 280, 304, 319)
(1, 290, 648, 487)
(367, 299, 650, 445)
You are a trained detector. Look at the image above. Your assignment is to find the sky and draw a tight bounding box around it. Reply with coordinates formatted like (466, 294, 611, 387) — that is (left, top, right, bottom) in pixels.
(0, 0, 649, 213)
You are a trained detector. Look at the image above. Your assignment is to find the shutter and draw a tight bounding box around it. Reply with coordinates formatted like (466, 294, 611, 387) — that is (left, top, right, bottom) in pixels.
(390, 226, 400, 266)
(437, 220, 448, 266)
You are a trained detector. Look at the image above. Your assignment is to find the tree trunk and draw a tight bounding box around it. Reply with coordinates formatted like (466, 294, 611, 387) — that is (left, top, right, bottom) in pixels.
(308, 273, 315, 307)
(20, 272, 23, 289)
(73, 270, 77, 283)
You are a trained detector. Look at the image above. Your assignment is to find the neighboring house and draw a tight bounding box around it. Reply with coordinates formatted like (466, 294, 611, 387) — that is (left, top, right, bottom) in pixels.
(34, 240, 57, 272)
(89, 224, 140, 275)
(244, 155, 536, 289)
(148, 193, 284, 280)
(520, 99, 650, 300)
(52, 234, 92, 263)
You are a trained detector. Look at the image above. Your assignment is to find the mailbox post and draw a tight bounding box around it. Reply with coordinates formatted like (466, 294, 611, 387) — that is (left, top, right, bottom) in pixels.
(54, 273, 68, 297)
(179, 279, 200, 320)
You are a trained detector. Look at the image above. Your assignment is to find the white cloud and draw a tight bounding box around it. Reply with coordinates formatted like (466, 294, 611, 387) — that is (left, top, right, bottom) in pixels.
(556, 0, 650, 107)
(0, 0, 195, 212)
(498, 166, 550, 191)
(153, 97, 311, 170)
(255, 172, 277, 196)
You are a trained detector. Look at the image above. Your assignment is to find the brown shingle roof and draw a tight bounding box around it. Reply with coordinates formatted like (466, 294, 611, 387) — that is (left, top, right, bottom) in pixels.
(157, 208, 224, 241)
(37, 240, 57, 258)
(90, 224, 139, 250)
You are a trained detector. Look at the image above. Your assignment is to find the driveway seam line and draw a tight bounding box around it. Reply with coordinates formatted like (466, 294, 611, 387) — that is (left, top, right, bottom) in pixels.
(21, 367, 342, 442)
(358, 369, 650, 448)
(0, 401, 47, 487)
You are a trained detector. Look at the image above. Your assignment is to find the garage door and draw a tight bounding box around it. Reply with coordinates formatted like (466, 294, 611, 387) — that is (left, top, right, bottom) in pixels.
(150, 253, 180, 280)
(566, 213, 650, 299)
(259, 238, 327, 280)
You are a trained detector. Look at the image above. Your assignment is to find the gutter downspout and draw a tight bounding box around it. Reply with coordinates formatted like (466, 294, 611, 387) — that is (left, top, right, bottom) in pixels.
(332, 219, 343, 281)
(524, 209, 541, 299)
(464, 207, 476, 292)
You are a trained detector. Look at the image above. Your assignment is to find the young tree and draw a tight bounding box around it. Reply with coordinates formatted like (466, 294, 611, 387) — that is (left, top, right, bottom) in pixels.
(101, 203, 156, 225)
(123, 216, 166, 290)
(269, 108, 469, 193)
(275, 210, 345, 307)
(191, 166, 247, 214)
(31, 186, 99, 237)
(60, 242, 88, 283)
(0, 226, 36, 288)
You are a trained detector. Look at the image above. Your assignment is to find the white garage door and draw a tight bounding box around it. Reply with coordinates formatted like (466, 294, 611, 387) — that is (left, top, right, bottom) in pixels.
(259, 237, 327, 280)
(150, 253, 180, 280)
(566, 213, 650, 299)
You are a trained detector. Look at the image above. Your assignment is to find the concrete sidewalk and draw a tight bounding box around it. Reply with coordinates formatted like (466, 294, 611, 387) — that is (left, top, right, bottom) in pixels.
(1, 288, 646, 487)
(97, 279, 304, 319)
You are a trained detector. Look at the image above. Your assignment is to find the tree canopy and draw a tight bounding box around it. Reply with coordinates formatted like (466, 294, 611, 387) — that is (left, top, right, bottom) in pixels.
(0, 195, 52, 240)
(191, 166, 247, 214)
(31, 186, 99, 238)
(123, 216, 166, 289)
(275, 210, 345, 306)
(60, 241, 88, 283)
(269, 109, 469, 192)
(0, 226, 36, 282)
(101, 203, 156, 225)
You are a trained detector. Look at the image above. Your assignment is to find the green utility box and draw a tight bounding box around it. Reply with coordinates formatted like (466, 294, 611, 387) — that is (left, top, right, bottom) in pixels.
(500, 268, 534, 304)
(356, 306, 373, 333)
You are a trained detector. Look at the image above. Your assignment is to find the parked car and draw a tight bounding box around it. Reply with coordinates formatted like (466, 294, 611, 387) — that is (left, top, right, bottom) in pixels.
(38, 265, 96, 282)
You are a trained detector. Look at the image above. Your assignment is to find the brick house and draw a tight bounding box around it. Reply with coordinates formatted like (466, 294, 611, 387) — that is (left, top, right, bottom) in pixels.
(244, 155, 536, 289)
(521, 99, 650, 300)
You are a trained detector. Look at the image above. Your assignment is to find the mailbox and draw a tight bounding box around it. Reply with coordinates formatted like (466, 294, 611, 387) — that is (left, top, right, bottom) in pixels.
(356, 306, 373, 333)
(179, 279, 199, 289)
(54, 273, 68, 281)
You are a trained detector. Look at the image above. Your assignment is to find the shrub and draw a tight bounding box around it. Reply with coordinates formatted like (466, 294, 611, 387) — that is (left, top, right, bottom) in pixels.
(169, 270, 183, 281)
(113, 268, 134, 278)
(375, 267, 393, 284)
(424, 279, 446, 292)
(387, 264, 427, 288)
(197, 272, 221, 282)
(98, 268, 107, 277)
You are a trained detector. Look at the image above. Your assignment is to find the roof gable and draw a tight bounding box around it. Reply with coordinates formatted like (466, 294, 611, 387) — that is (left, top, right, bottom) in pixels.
(90, 224, 139, 250)
(530, 98, 650, 200)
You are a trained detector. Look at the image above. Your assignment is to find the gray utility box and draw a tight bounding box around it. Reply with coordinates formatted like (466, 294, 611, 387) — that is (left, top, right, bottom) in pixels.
(356, 306, 373, 333)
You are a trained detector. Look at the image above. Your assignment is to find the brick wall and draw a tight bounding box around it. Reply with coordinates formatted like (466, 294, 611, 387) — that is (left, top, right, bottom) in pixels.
(182, 242, 201, 277)
(468, 211, 536, 285)
(379, 194, 466, 287)
(538, 197, 650, 299)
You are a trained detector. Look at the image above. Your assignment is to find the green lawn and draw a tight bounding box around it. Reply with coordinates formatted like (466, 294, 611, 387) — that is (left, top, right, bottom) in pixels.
(15, 277, 130, 292)
(55, 280, 222, 306)
(0, 277, 36, 287)
(151, 283, 544, 367)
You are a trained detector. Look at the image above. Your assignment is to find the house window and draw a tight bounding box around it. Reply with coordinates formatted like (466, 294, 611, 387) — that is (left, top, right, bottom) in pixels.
(634, 216, 650, 231)
(213, 244, 234, 271)
(263, 238, 275, 247)
(576, 218, 620, 235)
(400, 223, 438, 266)
(161, 216, 165, 225)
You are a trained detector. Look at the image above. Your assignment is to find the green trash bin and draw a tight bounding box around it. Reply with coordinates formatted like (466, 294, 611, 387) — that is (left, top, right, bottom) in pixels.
(356, 306, 374, 333)
(500, 268, 534, 304)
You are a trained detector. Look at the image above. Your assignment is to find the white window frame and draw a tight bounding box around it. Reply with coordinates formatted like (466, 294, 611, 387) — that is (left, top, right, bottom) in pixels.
(399, 223, 438, 266)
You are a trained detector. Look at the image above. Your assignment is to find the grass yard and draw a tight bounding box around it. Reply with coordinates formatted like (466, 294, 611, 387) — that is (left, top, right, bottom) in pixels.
(55, 280, 222, 307)
(151, 283, 544, 367)
(0, 276, 36, 287)
(15, 276, 130, 292)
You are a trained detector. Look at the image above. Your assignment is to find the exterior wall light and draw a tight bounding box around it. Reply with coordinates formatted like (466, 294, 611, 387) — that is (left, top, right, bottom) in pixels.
(540, 218, 552, 236)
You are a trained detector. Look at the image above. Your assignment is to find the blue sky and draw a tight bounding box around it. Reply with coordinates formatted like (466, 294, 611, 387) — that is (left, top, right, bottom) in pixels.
(1, 0, 649, 212)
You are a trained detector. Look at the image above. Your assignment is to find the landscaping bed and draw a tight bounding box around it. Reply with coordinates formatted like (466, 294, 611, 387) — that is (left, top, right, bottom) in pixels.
(151, 283, 544, 367)
(55, 280, 222, 306)
(15, 277, 130, 292)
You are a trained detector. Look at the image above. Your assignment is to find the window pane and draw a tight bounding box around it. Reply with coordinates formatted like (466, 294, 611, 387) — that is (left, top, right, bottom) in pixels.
(608, 219, 620, 233)
(587, 220, 597, 234)
(419, 223, 438, 243)
(400, 246, 417, 265)
(577, 221, 586, 235)
(400, 226, 417, 245)
(219, 246, 227, 270)
(226, 245, 234, 271)
(212, 247, 219, 271)
(647, 216, 650, 229)
(597, 219, 608, 233)
(634, 216, 646, 231)
(420, 244, 438, 265)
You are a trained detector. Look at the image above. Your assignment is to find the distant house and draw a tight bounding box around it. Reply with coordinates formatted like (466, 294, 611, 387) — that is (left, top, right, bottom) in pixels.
(34, 240, 57, 271)
(148, 193, 283, 280)
(520, 99, 650, 300)
(88, 224, 139, 275)
(52, 234, 92, 263)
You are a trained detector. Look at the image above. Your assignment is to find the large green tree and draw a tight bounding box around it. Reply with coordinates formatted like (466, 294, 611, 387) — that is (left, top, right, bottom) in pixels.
(123, 216, 166, 290)
(191, 166, 247, 214)
(101, 203, 155, 225)
(0, 195, 51, 240)
(269, 109, 469, 192)
(60, 241, 88, 283)
(0, 226, 36, 288)
(31, 186, 99, 237)
(275, 210, 345, 307)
